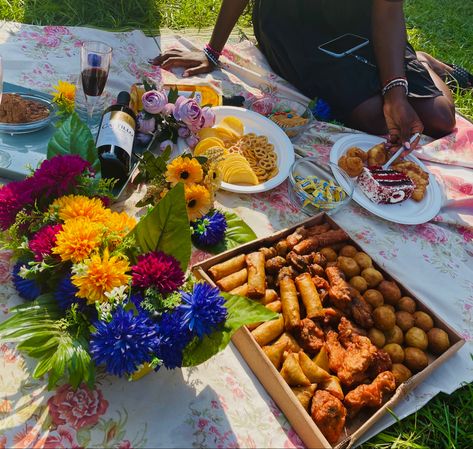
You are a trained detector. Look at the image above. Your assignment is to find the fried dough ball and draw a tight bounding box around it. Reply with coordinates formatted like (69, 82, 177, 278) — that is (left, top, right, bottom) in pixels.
(384, 325, 404, 345)
(378, 280, 402, 306)
(339, 245, 358, 258)
(404, 347, 428, 372)
(354, 252, 372, 270)
(367, 143, 388, 166)
(361, 267, 384, 288)
(427, 328, 450, 355)
(392, 363, 412, 386)
(383, 343, 405, 364)
(320, 247, 338, 262)
(398, 296, 416, 314)
(349, 276, 368, 293)
(413, 311, 434, 332)
(396, 311, 415, 332)
(405, 327, 428, 351)
(363, 289, 384, 308)
(338, 155, 364, 177)
(373, 305, 396, 331)
(368, 328, 386, 348)
(337, 256, 360, 278)
(346, 146, 368, 162)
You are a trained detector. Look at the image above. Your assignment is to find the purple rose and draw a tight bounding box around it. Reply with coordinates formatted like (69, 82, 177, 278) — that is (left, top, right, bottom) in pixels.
(173, 96, 203, 132)
(136, 132, 152, 145)
(201, 106, 216, 128)
(186, 133, 199, 149)
(178, 126, 191, 139)
(160, 140, 174, 152)
(161, 103, 175, 116)
(142, 90, 167, 114)
(136, 112, 156, 134)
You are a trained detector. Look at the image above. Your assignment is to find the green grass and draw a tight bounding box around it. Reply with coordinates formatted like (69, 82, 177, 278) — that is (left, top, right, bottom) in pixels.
(0, 0, 472, 447)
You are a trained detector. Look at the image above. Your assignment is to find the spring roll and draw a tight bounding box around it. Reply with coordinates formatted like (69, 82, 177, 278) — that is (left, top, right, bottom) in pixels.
(260, 289, 279, 305)
(209, 254, 246, 281)
(280, 276, 301, 330)
(293, 229, 349, 254)
(216, 268, 247, 292)
(229, 283, 249, 296)
(246, 252, 266, 299)
(251, 314, 285, 346)
(266, 300, 282, 313)
(295, 273, 324, 319)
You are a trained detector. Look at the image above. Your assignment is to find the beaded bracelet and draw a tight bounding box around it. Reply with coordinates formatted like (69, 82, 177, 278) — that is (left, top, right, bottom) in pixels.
(205, 43, 222, 58)
(381, 78, 409, 96)
(203, 46, 219, 66)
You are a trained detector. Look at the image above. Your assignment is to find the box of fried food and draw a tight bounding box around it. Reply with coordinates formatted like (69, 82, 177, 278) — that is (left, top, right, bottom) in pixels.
(192, 213, 464, 449)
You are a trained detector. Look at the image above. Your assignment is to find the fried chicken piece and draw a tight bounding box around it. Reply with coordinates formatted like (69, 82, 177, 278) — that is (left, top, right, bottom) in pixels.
(338, 317, 367, 347)
(320, 307, 345, 326)
(308, 263, 325, 277)
(294, 318, 325, 355)
(325, 330, 346, 373)
(306, 223, 332, 236)
(259, 246, 277, 260)
(367, 142, 388, 167)
(312, 275, 330, 291)
(344, 371, 396, 416)
(311, 390, 347, 445)
(286, 251, 312, 271)
(286, 226, 308, 248)
(349, 289, 374, 329)
(276, 266, 297, 286)
(265, 256, 287, 274)
(275, 239, 290, 257)
(293, 229, 349, 255)
(326, 266, 352, 307)
(311, 252, 327, 268)
(368, 349, 393, 378)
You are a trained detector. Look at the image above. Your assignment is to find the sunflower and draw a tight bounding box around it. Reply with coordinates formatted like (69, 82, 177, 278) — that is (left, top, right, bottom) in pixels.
(165, 157, 203, 185)
(72, 249, 131, 304)
(184, 184, 212, 221)
(103, 210, 137, 238)
(52, 218, 103, 263)
(50, 195, 108, 223)
(52, 80, 76, 103)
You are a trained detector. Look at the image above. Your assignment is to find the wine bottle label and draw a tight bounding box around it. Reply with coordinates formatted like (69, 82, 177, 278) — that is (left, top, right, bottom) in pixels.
(96, 111, 135, 156)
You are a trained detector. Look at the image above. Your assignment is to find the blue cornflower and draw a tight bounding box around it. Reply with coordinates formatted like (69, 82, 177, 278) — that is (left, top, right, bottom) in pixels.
(191, 210, 227, 247)
(311, 98, 332, 121)
(12, 261, 41, 301)
(130, 291, 145, 311)
(54, 274, 80, 310)
(178, 283, 227, 338)
(155, 311, 193, 369)
(90, 307, 160, 377)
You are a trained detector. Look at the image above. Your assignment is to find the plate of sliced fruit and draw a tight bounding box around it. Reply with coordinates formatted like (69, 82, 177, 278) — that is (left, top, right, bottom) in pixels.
(178, 106, 295, 193)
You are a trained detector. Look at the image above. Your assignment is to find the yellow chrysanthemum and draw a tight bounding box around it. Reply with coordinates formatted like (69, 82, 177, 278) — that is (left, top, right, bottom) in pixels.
(52, 80, 76, 102)
(104, 210, 137, 237)
(72, 249, 130, 303)
(165, 156, 203, 185)
(50, 195, 108, 223)
(184, 184, 212, 221)
(52, 218, 103, 263)
(203, 162, 222, 194)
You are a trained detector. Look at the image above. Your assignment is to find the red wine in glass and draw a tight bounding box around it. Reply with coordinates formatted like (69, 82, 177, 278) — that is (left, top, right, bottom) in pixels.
(81, 67, 108, 97)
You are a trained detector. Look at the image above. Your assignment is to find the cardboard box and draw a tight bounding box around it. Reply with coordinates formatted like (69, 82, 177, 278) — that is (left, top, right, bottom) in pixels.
(193, 213, 465, 449)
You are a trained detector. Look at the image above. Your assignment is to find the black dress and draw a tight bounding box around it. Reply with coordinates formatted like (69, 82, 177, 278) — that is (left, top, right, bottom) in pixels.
(252, 0, 442, 120)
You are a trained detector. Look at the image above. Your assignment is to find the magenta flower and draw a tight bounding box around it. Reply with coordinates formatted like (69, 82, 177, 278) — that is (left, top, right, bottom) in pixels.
(0, 177, 36, 231)
(201, 106, 216, 128)
(173, 96, 203, 132)
(132, 251, 184, 293)
(29, 224, 63, 261)
(142, 90, 167, 114)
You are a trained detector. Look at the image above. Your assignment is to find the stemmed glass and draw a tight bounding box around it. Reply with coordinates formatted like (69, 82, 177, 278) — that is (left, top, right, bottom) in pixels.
(80, 41, 112, 126)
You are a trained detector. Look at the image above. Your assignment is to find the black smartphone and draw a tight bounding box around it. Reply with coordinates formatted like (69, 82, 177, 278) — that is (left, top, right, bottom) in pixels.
(318, 34, 369, 58)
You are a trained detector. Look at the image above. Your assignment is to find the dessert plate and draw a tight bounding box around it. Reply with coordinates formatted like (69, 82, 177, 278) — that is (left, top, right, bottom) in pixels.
(330, 134, 442, 225)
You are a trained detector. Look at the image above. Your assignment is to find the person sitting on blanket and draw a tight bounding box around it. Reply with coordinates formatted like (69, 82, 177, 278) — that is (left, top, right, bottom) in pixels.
(151, 0, 467, 151)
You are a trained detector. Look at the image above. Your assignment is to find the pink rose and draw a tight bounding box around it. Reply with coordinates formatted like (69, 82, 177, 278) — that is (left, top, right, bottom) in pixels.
(177, 126, 191, 139)
(186, 133, 199, 149)
(251, 97, 275, 116)
(198, 418, 209, 429)
(0, 251, 12, 284)
(136, 112, 156, 134)
(161, 103, 175, 116)
(173, 96, 203, 132)
(48, 383, 108, 430)
(44, 26, 71, 36)
(142, 90, 167, 114)
(44, 426, 80, 449)
(201, 106, 216, 128)
(38, 35, 61, 47)
(416, 224, 448, 244)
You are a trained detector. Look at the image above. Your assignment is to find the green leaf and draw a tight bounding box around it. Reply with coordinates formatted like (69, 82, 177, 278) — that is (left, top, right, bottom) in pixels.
(167, 86, 179, 104)
(182, 292, 277, 366)
(203, 211, 257, 254)
(143, 78, 157, 92)
(129, 183, 191, 270)
(47, 112, 100, 174)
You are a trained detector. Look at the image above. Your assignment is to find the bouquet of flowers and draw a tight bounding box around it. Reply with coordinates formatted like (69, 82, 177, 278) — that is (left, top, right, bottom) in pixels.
(0, 117, 274, 389)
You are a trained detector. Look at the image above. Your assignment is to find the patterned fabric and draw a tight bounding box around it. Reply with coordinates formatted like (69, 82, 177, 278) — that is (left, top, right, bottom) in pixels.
(0, 22, 472, 448)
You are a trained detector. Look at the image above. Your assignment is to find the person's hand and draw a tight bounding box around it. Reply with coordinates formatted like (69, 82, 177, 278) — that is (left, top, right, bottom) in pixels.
(148, 49, 214, 77)
(383, 91, 423, 155)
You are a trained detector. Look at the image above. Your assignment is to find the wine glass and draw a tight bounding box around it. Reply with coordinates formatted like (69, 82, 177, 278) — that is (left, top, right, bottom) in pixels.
(80, 41, 112, 126)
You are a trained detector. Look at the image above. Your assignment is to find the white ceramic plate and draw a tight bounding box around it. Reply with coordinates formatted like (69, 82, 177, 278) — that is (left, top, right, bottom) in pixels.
(330, 134, 442, 225)
(177, 106, 294, 193)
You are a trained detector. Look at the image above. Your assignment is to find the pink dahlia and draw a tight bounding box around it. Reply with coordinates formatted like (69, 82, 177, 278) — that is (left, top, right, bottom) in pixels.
(0, 177, 36, 231)
(32, 155, 92, 198)
(132, 251, 184, 293)
(29, 224, 63, 261)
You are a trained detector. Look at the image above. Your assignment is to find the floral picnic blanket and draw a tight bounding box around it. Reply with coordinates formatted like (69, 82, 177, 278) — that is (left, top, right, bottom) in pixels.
(0, 22, 472, 448)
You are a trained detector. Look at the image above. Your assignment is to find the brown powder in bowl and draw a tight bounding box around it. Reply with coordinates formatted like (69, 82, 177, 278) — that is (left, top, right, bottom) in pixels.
(0, 93, 50, 124)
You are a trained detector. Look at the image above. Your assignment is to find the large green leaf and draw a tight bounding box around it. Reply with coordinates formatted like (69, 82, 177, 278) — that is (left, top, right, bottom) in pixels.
(130, 183, 191, 270)
(182, 292, 277, 366)
(47, 112, 100, 174)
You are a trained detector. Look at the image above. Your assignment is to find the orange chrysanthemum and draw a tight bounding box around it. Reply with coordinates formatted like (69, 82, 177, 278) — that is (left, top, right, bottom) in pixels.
(72, 249, 131, 304)
(184, 184, 212, 221)
(52, 218, 103, 263)
(50, 195, 108, 223)
(165, 156, 203, 185)
(103, 210, 137, 238)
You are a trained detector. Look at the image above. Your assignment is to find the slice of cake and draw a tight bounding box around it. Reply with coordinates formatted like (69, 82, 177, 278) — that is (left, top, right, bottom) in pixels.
(358, 166, 415, 204)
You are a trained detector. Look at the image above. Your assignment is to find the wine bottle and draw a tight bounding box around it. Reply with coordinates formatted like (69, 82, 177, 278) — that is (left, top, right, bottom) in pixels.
(96, 91, 136, 183)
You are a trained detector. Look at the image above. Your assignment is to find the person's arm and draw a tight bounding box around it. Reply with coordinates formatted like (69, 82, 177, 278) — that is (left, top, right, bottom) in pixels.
(150, 0, 249, 77)
(372, 0, 423, 149)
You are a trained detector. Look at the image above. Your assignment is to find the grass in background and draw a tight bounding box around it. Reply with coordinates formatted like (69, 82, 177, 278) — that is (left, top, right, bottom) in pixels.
(0, 0, 472, 447)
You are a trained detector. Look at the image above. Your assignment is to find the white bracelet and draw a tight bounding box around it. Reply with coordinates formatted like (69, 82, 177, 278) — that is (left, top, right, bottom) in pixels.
(382, 78, 409, 96)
